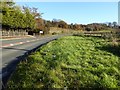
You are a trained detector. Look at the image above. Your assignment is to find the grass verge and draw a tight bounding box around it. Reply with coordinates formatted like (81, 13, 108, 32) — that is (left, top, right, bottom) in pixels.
(7, 36, 120, 88)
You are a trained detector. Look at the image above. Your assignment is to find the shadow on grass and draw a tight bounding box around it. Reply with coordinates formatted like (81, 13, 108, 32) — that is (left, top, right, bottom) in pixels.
(96, 44, 120, 57)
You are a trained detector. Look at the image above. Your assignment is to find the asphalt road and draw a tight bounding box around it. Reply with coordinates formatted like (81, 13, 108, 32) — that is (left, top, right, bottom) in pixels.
(2, 37, 36, 45)
(1, 34, 71, 89)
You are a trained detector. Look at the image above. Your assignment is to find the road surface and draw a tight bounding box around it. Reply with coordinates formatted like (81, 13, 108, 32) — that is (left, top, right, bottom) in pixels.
(1, 34, 71, 88)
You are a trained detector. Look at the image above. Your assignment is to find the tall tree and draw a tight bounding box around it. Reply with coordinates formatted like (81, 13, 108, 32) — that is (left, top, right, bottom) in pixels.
(21, 6, 35, 30)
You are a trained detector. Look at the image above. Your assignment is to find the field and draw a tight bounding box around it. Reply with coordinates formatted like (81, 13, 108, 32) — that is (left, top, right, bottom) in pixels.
(7, 36, 120, 88)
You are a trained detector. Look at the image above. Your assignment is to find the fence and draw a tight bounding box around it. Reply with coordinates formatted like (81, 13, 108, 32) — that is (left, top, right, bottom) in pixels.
(83, 31, 120, 37)
(1, 30, 28, 36)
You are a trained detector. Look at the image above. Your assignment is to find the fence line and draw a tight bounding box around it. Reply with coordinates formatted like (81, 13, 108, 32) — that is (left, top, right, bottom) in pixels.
(1, 30, 28, 36)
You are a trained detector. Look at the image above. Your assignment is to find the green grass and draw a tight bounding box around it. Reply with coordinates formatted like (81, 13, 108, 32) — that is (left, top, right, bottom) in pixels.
(7, 36, 120, 89)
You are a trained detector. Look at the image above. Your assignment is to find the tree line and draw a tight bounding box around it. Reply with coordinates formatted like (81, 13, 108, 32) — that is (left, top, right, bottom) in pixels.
(1, 0, 119, 36)
(1, 1, 35, 31)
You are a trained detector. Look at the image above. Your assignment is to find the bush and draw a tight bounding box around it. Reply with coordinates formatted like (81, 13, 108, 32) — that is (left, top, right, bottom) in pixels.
(52, 32, 57, 35)
(85, 27, 93, 31)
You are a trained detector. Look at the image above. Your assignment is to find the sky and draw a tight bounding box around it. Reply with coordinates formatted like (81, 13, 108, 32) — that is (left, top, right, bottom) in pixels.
(15, 2, 118, 24)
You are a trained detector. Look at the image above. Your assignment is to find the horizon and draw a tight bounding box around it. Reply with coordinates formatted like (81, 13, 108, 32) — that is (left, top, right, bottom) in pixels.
(16, 2, 118, 25)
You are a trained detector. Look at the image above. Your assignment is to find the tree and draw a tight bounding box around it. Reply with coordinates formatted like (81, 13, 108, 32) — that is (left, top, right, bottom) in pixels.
(2, 0, 15, 29)
(58, 20, 68, 29)
(2, 0, 36, 32)
(108, 22, 112, 27)
(112, 21, 117, 28)
(85, 27, 92, 31)
(69, 23, 74, 29)
(22, 6, 35, 30)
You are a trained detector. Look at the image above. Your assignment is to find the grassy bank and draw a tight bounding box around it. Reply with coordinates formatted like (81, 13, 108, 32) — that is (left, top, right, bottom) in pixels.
(7, 36, 120, 88)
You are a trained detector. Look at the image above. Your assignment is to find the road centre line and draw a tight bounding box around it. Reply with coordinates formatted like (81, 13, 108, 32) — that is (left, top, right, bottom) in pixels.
(1, 39, 39, 48)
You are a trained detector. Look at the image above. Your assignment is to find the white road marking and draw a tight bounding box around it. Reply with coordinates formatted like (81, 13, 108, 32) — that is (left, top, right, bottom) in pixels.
(2, 38, 40, 48)
(19, 42, 23, 44)
(10, 44, 14, 46)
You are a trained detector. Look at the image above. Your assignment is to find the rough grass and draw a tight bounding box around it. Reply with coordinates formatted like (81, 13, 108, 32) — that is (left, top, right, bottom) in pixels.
(7, 36, 120, 89)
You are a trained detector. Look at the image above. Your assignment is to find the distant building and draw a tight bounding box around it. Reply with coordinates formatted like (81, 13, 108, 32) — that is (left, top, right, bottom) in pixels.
(118, 1, 120, 26)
